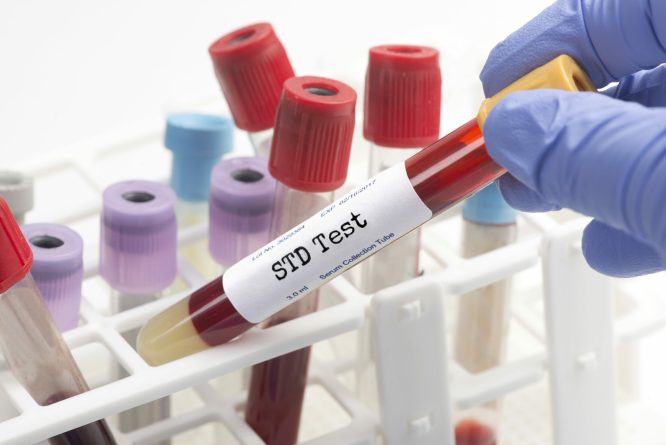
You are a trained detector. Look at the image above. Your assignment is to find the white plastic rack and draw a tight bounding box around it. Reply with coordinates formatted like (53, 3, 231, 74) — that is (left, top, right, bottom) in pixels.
(2, 109, 666, 445)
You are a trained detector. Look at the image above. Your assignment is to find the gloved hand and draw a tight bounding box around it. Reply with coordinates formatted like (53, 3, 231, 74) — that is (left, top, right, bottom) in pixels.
(480, 0, 666, 277)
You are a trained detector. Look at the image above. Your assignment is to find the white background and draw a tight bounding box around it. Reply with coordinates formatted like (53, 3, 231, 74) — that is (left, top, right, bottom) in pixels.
(0, 0, 550, 164)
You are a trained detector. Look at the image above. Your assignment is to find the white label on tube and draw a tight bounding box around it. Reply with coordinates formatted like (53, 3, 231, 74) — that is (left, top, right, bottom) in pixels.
(223, 163, 432, 323)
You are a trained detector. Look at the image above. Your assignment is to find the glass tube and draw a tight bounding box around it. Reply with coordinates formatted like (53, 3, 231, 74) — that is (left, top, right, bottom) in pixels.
(453, 217, 516, 445)
(0, 274, 116, 444)
(136, 118, 500, 364)
(244, 184, 332, 445)
(455, 218, 517, 371)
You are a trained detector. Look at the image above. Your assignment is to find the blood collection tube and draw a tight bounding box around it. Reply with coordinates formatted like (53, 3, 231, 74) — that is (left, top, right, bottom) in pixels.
(137, 55, 595, 371)
(0, 198, 117, 444)
(209, 23, 294, 157)
(453, 184, 516, 444)
(22, 223, 84, 332)
(0, 170, 34, 224)
(209, 157, 276, 270)
(457, 184, 518, 367)
(164, 113, 233, 276)
(360, 44, 441, 292)
(244, 76, 356, 445)
(356, 45, 441, 409)
(99, 180, 177, 439)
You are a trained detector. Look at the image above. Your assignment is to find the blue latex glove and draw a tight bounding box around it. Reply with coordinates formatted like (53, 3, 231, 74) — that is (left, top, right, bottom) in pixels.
(480, 0, 666, 277)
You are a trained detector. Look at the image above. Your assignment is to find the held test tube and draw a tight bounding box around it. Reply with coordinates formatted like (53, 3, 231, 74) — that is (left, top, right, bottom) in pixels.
(99, 181, 177, 439)
(137, 55, 595, 366)
(244, 76, 356, 444)
(209, 23, 294, 157)
(164, 113, 233, 277)
(23, 224, 84, 332)
(0, 198, 117, 444)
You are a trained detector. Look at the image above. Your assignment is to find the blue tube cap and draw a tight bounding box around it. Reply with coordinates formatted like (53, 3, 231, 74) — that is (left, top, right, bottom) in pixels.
(165, 113, 234, 202)
(463, 182, 517, 225)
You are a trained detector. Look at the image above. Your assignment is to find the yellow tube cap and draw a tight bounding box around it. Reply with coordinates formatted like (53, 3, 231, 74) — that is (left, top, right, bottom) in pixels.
(477, 55, 596, 130)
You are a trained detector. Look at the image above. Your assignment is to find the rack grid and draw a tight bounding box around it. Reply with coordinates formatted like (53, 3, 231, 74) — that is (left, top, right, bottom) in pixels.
(3, 107, 666, 445)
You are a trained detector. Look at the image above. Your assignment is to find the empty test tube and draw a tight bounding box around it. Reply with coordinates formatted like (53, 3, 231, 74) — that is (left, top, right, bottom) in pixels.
(209, 23, 294, 157)
(22, 223, 84, 332)
(165, 113, 233, 276)
(0, 170, 33, 224)
(0, 197, 117, 444)
(136, 56, 594, 380)
(99, 180, 177, 439)
(244, 76, 356, 445)
(209, 157, 276, 270)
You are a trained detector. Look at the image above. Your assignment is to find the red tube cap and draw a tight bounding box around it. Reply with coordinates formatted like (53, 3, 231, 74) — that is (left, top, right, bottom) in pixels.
(269, 76, 357, 192)
(209, 23, 295, 132)
(364, 45, 442, 148)
(0, 197, 33, 293)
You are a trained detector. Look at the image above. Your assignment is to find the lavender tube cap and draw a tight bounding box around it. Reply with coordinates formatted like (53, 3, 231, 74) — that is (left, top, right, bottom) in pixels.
(209, 157, 276, 268)
(23, 224, 83, 332)
(100, 181, 177, 294)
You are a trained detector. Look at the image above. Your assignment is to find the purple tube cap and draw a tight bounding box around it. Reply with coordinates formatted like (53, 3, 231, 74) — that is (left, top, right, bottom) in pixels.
(209, 157, 276, 267)
(22, 223, 83, 332)
(100, 181, 177, 294)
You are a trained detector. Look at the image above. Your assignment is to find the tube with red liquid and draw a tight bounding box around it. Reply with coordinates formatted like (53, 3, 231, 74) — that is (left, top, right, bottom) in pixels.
(137, 55, 594, 372)
(209, 23, 294, 158)
(136, 116, 490, 363)
(0, 198, 117, 445)
(244, 76, 356, 444)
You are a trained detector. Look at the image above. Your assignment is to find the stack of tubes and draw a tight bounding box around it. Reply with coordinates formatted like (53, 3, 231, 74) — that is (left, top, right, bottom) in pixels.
(135, 20, 595, 445)
(0, 21, 598, 445)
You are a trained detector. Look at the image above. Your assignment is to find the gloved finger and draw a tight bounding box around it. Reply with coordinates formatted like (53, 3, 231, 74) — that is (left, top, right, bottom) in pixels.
(496, 174, 561, 212)
(603, 65, 666, 108)
(480, 0, 666, 97)
(582, 220, 664, 277)
(484, 89, 666, 249)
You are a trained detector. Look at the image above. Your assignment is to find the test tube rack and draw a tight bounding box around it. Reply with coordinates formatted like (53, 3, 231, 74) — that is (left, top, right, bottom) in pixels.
(2, 113, 666, 445)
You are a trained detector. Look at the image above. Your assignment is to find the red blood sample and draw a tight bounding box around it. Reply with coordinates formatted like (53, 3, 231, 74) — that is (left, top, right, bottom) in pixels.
(406, 119, 503, 214)
(245, 347, 311, 444)
(455, 418, 497, 445)
(189, 278, 253, 346)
